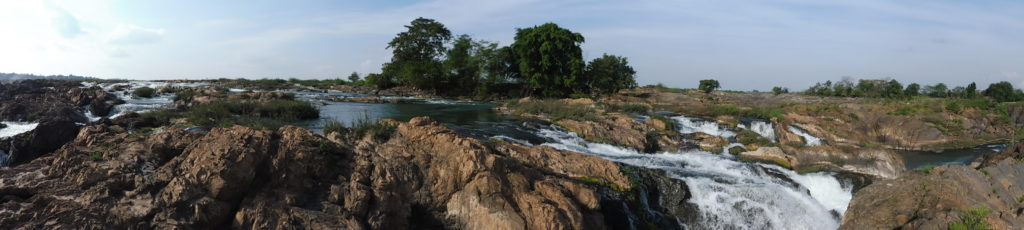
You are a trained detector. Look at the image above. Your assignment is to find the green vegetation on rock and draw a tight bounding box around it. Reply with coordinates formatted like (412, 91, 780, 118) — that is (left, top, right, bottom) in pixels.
(132, 87, 156, 98)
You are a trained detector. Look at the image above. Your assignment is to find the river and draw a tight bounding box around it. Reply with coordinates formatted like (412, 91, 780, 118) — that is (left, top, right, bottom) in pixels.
(84, 82, 1000, 229)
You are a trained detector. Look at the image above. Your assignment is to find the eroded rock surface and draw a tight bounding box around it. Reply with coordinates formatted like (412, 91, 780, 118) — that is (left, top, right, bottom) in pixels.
(0, 116, 688, 229)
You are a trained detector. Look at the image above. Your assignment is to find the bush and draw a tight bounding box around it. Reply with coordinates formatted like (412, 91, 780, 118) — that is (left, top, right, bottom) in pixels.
(322, 116, 396, 141)
(133, 87, 156, 98)
(186, 99, 320, 129)
(736, 130, 773, 146)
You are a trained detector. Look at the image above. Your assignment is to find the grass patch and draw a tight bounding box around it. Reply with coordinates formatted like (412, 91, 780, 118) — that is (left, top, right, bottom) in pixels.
(186, 99, 319, 129)
(650, 115, 677, 133)
(948, 206, 991, 230)
(981, 169, 990, 177)
(736, 130, 775, 147)
(919, 165, 938, 173)
(506, 99, 598, 121)
(607, 103, 649, 114)
(132, 87, 156, 98)
(705, 104, 784, 121)
(322, 115, 396, 141)
(89, 152, 103, 161)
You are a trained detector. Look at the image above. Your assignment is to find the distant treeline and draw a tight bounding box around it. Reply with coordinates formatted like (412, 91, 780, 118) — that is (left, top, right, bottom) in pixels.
(364, 18, 637, 98)
(0, 73, 99, 81)
(806, 77, 1024, 102)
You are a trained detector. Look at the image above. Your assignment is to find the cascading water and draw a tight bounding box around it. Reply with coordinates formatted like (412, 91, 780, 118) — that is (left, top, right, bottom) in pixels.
(673, 116, 735, 138)
(788, 126, 823, 146)
(0, 122, 39, 138)
(738, 120, 776, 142)
(533, 125, 852, 229)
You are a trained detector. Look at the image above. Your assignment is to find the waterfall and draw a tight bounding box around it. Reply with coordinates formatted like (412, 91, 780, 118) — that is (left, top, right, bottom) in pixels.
(738, 120, 776, 142)
(672, 116, 735, 138)
(788, 126, 823, 146)
(533, 125, 851, 230)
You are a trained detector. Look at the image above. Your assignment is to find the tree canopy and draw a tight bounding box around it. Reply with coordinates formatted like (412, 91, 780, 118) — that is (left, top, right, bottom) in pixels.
(699, 79, 720, 93)
(381, 17, 452, 91)
(511, 23, 586, 98)
(585, 54, 637, 95)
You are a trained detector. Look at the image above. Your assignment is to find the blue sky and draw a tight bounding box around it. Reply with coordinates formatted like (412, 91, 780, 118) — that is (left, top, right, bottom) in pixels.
(1, 0, 1022, 90)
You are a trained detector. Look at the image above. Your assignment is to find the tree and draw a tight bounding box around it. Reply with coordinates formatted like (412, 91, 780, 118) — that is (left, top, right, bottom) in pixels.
(381, 18, 452, 90)
(698, 79, 720, 93)
(925, 83, 949, 98)
(442, 34, 481, 96)
(772, 87, 789, 95)
(585, 54, 637, 95)
(474, 42, 520, 98)
(983, 81, 1019, 102)
(965, 82, 978, 98)
(348, 72, 360, 83)
(364, 73, 395, 89)
(904, 83, 921, 97)
(511, 23, 585, 98)
(882, 79, 903, 98)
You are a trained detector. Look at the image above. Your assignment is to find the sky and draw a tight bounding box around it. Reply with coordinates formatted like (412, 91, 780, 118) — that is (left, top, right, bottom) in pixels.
(0, 0, 1022, 91)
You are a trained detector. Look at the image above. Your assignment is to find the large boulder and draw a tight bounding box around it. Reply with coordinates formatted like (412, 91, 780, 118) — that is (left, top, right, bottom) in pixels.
(840, 159, 1024, 229)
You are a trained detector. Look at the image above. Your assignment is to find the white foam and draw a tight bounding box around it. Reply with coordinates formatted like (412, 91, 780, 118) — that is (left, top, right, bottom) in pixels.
(788, 126, 823, 146)
(0, 122, 40, 138)
(535, 125, 850, 229)
(672, 116, 735, 138)
(739, 120, 777, 142)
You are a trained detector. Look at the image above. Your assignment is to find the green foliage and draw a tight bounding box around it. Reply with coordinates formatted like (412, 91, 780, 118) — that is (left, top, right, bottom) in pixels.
(348, 72, 360, 83)
(807, 78, 907, 99)
(889, 106, 918, 116)
(905, 83, 921, 96)
(442, 34, 482, 96)
(736, 130, 773, 146)
(698, 79, 720, 93)
(89, 152, 103, 161)
(507, 99, 598, 121)
(651, 115, 677, 133)
(919, 165, 937, 173)
(607, 103, 648, 114)
(512, 23, 586, 98)
(983, 81, 1021, 102)
(186, 99, 320, 129)
(924, 117, 965, 135)
(926, 83, 950, 98)
(981, 169, 990, 177)
(363, 73, 395, 89)
(772, 87, 789, 95)
(133, 87, 156, 98)
(947, 206, 991, 230)
(173, 89, 198, 102)
(585, 54, 637, 95)
(649, 83, 686, 93)
(321, 116, 397, 141)
(382, 17, 452, 90)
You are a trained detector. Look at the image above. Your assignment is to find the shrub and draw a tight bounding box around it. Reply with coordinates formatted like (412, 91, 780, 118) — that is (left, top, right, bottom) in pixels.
(89, 152, 103, 161)
(185, 99, 320, 129)
(133, 87, 156, 98)
(736, 130, 773, 146)
(651, 115, 677, 133)
(173, 89, 198, 102)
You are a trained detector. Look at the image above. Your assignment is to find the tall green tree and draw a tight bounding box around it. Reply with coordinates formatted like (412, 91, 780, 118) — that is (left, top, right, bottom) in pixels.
(585, 54, 637, 95)
(983, 81, 1019, 102)
(965, 82, 978, 98)
(699, 79, 720, 93)
(381, 17, 452, 90)
(904, 83, 921, 97)
(474, 42, 520, 98)
(348, 72, 360, 83)
(511, 23, 585, 98)
(442, 34, 481, 96)
(925, 83, 949, 98)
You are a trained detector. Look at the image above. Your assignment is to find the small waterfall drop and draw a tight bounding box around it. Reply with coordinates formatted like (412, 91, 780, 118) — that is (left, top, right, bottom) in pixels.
(788, 126, 823, 146)
(738, 120, 776, 142)
(672, 116, 735, 138)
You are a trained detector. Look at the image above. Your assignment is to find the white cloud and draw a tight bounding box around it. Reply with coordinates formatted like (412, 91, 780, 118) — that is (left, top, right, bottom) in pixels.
(108, 24, 165, 45)
(47, 4, 83, 38)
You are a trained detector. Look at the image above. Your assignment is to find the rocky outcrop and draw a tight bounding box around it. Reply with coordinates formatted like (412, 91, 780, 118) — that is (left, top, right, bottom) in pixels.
(977, 142, 1024, 168)
(840, 159, 1024, 229)
(0, 80, 122, 167)
(0, 116, 690, 229)
(556, 113, 681, 153)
